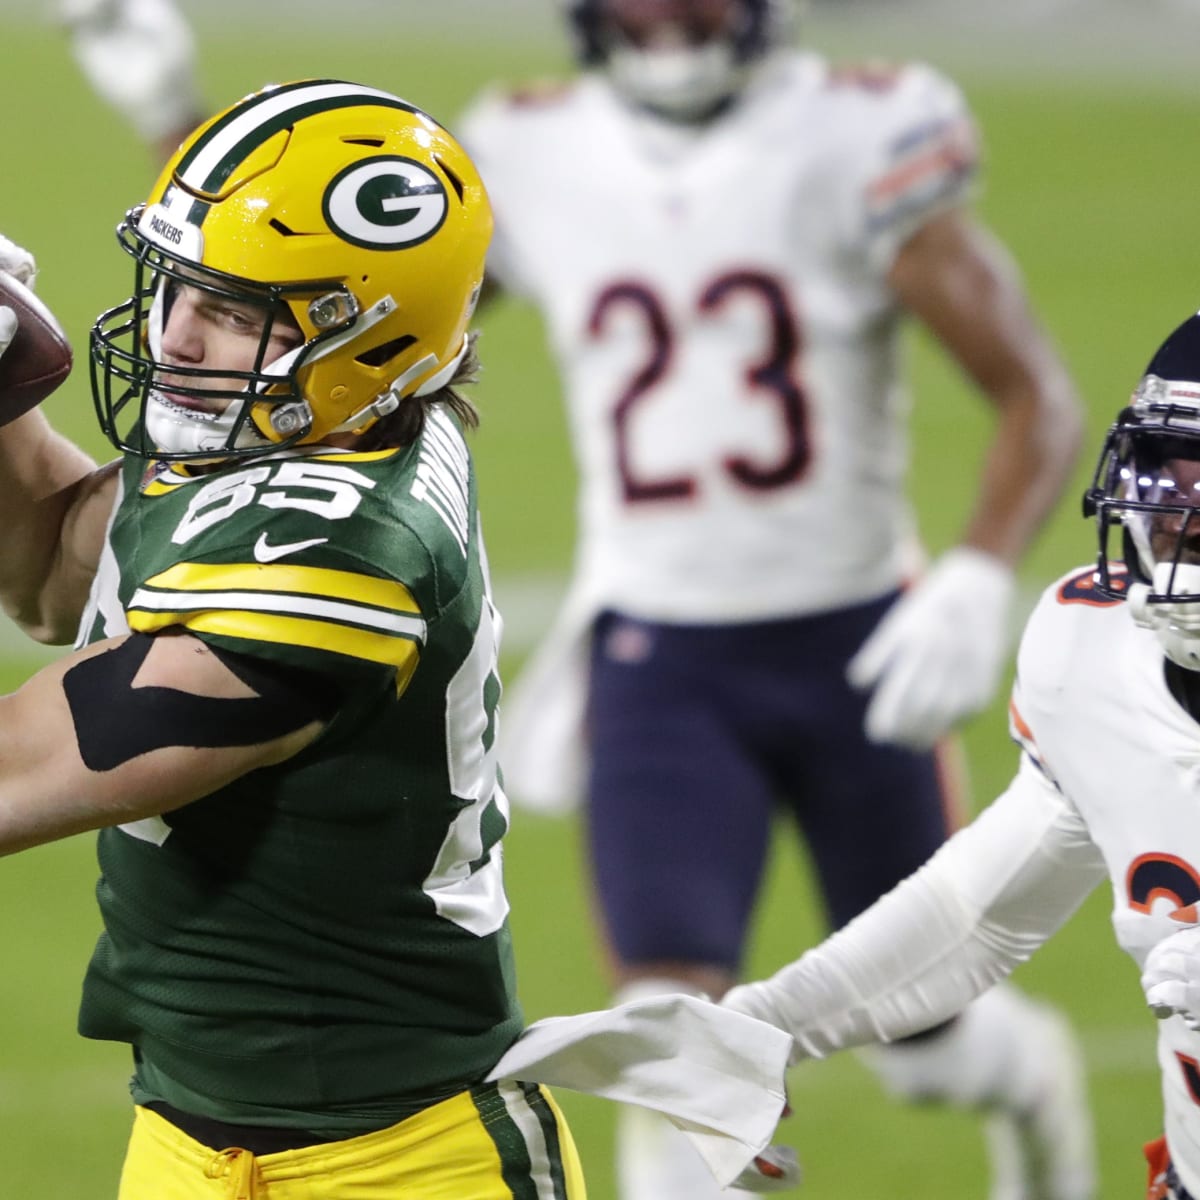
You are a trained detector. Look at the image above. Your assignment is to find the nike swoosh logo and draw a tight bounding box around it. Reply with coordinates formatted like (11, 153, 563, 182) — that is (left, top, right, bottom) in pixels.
(253, 532, 329, 563)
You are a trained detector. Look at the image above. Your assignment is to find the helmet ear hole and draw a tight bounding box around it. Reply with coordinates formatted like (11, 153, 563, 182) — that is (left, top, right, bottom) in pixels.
(435, 157, 466, 203)
(356, 334, 417, 369)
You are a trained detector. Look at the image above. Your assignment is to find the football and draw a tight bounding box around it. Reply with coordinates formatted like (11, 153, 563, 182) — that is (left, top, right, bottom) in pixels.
(0, 271, 73, 424)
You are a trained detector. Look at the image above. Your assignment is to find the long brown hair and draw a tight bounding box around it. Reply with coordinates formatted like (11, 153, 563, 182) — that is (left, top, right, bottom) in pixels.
(356, 333, 482, 449)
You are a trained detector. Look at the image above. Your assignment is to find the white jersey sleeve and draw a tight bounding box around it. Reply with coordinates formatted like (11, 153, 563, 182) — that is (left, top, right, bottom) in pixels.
(832, 61, 981, 274)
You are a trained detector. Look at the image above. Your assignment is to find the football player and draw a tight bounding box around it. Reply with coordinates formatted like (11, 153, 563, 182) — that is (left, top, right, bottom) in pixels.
(0, 82, 594, 1199)
(0, 73, 800, 1198)
(60, 1, 1096, 1197)
(722, 309, 1200, 1200)
(456, 3, 1095, 1198)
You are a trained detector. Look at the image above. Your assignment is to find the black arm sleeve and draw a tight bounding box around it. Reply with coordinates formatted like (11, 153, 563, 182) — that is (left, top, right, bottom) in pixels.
(63, 633, 341, 772)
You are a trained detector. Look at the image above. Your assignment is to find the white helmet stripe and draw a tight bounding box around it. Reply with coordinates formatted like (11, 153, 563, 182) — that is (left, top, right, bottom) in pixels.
(177, 81, 419, 197)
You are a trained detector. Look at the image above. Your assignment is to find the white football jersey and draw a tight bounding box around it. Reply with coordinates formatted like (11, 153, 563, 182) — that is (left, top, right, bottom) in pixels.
(1011, 566, 1200, 1193)
(460, 51, 979, 622)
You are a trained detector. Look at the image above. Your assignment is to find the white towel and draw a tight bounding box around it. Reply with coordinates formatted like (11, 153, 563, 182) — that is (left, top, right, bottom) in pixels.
(486, 994, 793, 1187)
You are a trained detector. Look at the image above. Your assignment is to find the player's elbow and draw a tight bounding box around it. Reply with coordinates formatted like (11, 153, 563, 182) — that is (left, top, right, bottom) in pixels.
(1031, 364, 1086, 474)
(1, 569, 90, 645)
(995, 355, 1086, 483)
(6, 600, 79, 647)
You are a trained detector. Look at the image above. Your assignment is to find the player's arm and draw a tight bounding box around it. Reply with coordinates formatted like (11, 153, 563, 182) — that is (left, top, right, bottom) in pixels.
(0, 629, 328, 856)
(888, 207, 1084, 566)
(60, 0, 204, 161)
(0, 411, 118, 644)
(722, 756, 1106, 1056)
(847, 208, 1085, 749)
(0, 238, 117, 643)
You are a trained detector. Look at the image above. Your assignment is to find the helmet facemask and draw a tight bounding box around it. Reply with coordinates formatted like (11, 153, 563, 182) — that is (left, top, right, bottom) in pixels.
(1087, 375, 1200, 669)
(90, 222, 341, 460)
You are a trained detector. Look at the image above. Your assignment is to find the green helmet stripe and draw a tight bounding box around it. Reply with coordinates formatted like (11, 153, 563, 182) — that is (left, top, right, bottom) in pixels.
(174, 80, 424, 203)
(173, 78, 322, 176)
(185, 197, 211, 227)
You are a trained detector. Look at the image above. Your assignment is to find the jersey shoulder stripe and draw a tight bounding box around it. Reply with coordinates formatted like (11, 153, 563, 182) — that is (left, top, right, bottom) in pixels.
(1008, 694, 1057, 784)
(126, 560, 426, 677)
(866, 113, 976, 207)
(136, 609, 420, 689)
(134, 560, 422, 618)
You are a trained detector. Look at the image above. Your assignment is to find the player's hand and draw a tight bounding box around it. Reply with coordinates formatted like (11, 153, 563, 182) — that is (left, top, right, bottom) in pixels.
(0, 232, 36, 363)
(1142, 918, 1200, 1031)
(730, 1143, 802, 1192)
(0, 308, 17, 364)
(846, 546, 1015, 750)
(718, 990, 802, 1191)
(59, 0, 201, 145)
(0, 234, 36, 289)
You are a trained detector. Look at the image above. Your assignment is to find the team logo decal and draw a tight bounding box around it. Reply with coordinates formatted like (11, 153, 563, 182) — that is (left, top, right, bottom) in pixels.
(322, 156, 447, 250)
(1127, 852, 1200, 915)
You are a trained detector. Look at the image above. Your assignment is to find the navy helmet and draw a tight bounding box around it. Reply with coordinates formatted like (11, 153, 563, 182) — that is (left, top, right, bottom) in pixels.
(1085, 312, 1200, 667)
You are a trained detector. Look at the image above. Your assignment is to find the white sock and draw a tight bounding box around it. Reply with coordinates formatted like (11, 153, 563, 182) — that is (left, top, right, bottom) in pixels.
(612, 978, 759, 1200)
(860, 984, 1096, 1200)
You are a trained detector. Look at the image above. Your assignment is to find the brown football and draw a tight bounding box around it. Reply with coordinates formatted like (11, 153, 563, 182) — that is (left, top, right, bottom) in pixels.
(0, 272, 73, 424)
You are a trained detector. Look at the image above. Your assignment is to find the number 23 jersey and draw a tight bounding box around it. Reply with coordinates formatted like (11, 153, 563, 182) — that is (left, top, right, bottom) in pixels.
(73, 409, 522, 1133)
(460, 51, 979, 622)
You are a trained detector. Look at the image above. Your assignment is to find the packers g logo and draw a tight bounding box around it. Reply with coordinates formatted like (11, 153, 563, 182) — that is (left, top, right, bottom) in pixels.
(322, 156, 447, 250)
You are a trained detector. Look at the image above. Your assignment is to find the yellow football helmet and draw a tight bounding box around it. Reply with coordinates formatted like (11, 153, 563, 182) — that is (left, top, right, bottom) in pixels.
(90, 79, 493, 459)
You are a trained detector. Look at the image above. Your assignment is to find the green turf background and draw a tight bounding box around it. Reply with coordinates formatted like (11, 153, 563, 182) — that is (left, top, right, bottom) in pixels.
(1, 10, 1198, 1197)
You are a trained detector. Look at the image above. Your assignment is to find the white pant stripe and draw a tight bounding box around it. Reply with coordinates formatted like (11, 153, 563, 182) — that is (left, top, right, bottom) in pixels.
(497, 1081, 559, 1199)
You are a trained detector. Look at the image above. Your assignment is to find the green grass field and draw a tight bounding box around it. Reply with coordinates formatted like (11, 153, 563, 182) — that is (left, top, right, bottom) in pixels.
(0, 10, 1198, 1197)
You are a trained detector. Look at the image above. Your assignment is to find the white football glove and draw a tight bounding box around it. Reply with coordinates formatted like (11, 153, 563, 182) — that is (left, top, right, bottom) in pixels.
(0, 234, 37, 289)
(846, 546, 1016, 750)
(1143, 920, 1200, 1030)
(60, 0, 201, 145)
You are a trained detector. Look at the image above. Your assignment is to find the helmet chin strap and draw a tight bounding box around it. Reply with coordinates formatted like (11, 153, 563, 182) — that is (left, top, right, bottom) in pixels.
(331, 334, 471, 434)
(1129, 562, 1200, 671)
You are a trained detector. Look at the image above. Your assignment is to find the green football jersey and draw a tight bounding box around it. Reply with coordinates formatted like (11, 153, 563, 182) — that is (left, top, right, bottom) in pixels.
(74, 408, 524, 1135)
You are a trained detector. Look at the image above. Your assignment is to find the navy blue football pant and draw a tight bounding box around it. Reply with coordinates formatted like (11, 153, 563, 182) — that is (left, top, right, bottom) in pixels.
(585, 593, 956, 973)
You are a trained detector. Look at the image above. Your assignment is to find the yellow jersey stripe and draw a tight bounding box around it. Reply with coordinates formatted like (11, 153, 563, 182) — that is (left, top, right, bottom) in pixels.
(144, 561, 420, 615)
(128, 607, 422, 681)
(142, 476, 190, 496)
(303, 449, 400, 463)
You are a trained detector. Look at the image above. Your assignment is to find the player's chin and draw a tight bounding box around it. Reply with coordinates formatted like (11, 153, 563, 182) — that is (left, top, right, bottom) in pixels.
(148, 389, 223, 422)
(143, 391, 234, 458)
